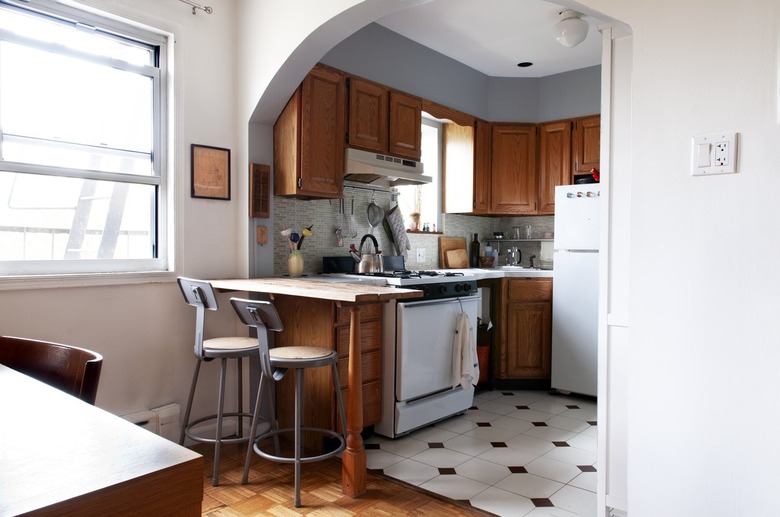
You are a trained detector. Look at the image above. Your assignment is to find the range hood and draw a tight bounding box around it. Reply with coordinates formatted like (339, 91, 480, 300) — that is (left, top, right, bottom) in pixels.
(344, 148, 432, 187)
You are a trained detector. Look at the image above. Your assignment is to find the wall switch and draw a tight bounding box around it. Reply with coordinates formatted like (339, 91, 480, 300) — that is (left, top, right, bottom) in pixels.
(416, 248, 426, 262)
(692, 130, 737, 176)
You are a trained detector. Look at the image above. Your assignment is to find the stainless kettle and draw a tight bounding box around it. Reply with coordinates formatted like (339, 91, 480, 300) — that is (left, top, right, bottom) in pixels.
(358, 234, 383, 274)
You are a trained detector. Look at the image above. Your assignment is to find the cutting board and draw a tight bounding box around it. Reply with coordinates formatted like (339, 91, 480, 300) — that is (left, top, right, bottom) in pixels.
(446, 249, 469, 268)
(438, 236, 468, 268)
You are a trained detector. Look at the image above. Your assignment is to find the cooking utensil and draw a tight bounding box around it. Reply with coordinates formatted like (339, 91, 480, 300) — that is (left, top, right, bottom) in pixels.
(366, 193, 384, 234)
(348, 197, 358, 238)
(335, 198, 344, 247)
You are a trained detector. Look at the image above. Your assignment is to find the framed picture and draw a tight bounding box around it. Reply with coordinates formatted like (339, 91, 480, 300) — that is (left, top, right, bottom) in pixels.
(191, 144, 230, 200)
(249, 163, 270, 218)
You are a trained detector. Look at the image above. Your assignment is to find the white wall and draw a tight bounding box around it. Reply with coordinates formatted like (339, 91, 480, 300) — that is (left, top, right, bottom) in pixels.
(1, 0, 244, 420)
(239, 0, 780, 515)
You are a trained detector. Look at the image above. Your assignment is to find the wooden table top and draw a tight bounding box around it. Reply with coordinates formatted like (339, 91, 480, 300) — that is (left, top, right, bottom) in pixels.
(0, 364, 203, 516)
(210, 277, 423, 303)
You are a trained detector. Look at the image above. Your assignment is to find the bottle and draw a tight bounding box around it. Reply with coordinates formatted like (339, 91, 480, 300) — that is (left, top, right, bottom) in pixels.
(469, 233, 480, 268)
(485, 244, 492, 258)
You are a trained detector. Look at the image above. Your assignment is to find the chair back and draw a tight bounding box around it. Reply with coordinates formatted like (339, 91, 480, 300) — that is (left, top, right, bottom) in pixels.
(177, 277, 220, 358)
(230, 298, 283, 380)
(0, 336, 103, 404)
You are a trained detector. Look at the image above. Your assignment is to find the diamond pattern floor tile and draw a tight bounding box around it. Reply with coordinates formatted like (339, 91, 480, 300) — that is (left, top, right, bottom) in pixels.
(366, 390, 598, 516)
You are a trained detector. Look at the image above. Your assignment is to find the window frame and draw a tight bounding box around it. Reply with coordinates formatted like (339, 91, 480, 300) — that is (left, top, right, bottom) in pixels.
(0, 0, 173, 287)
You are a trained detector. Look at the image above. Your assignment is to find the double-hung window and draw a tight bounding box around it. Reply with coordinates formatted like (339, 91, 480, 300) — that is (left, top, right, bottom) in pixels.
(0, 0, 169, 277)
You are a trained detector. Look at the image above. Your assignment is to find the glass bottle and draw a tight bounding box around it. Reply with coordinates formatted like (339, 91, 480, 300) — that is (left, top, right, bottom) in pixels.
(469, 233, 480, 268)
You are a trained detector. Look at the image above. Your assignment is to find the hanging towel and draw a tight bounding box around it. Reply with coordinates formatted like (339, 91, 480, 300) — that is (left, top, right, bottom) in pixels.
(452, 312, 479, 390)
(384, 204, 411, 259)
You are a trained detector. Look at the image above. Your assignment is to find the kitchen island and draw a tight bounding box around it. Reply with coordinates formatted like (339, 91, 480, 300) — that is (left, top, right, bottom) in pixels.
(209, 277, 422, 499)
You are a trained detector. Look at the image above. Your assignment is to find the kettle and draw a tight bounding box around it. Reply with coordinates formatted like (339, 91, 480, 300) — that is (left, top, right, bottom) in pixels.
(358, 234, 383, 274)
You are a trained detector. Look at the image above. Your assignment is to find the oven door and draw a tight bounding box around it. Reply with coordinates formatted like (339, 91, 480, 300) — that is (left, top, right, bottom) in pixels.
(396, 295, 478, 402)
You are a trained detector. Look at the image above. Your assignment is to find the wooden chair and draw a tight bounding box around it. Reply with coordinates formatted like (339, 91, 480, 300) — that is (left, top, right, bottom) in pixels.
(0, 335, 103, 405)
(231, 297, 346, 508)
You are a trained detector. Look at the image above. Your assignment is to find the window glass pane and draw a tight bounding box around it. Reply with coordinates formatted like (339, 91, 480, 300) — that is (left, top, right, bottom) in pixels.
(0, 171, 155, 260)
(0, 6, 153, 65)
(396, 121, 441, 231)
(0, 42, 153, 175)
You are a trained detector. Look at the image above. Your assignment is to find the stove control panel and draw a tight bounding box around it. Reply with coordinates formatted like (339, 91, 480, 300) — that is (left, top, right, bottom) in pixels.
(401, 281, 477, 301)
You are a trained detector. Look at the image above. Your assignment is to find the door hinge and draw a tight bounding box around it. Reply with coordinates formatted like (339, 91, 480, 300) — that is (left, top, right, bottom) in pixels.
(297, 177, 302, 188)
(345, 132, 349, 143)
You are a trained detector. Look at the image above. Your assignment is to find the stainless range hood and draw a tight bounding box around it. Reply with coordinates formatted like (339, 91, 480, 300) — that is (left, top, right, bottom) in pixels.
(344, 148, 431, 187)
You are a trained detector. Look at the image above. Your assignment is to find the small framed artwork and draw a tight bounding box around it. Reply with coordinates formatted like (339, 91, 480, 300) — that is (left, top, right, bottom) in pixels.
(191, 144, 230, 200)
(249, 163, 271, 218)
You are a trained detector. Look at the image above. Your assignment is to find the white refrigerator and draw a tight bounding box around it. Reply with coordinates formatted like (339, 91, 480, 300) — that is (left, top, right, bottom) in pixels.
(551, 184, 600, 397)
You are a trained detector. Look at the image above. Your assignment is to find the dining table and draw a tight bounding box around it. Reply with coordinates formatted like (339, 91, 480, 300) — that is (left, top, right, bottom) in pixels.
(0, 364, 203, 516)
(209, 276, 422, 498)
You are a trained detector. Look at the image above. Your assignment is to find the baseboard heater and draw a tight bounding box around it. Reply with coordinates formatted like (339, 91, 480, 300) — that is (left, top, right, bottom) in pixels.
(122, 403, 181, 442)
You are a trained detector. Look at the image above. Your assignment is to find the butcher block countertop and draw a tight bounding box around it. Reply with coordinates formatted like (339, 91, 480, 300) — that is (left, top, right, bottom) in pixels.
(210, 277, 422, 303)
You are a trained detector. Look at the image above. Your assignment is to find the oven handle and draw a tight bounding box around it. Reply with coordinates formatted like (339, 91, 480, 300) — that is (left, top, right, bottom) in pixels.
(397, 295, 478, 309)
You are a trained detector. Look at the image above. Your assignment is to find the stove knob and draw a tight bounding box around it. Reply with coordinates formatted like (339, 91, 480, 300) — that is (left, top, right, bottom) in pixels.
(438, 285, 448, 295)
(455, 284, 463, 292)
(463, 282, 473, 292)
(420, 286, 430, 297)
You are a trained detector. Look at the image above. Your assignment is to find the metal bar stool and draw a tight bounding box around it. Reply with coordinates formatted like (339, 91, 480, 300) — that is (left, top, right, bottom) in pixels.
(231, 297, 347, 508)
(177, 277, 260, 486)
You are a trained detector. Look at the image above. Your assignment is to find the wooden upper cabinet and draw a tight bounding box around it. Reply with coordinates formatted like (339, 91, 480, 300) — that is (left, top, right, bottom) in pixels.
(572, 115, 601, 176)
(273, 64, 345, 199)
(538, 120, 572, 215)
(348, 77, 422, 161)
(389, 91, 422, 160)
(490, 123, 537, 215)
(348, 77, 388, 153)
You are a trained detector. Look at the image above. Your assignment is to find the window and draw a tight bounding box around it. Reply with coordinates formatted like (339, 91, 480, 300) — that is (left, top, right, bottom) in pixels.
(0, 0, 169, 277)
(396, 118, 441, 231)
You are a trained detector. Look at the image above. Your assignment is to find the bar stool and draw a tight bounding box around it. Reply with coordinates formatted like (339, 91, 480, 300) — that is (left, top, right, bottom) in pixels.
(230, 297, 346, 508)
(177, 277, 259, 486)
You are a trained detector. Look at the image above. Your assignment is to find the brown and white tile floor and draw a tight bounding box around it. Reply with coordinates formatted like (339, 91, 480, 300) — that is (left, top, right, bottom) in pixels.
(365, 390, 597, 517)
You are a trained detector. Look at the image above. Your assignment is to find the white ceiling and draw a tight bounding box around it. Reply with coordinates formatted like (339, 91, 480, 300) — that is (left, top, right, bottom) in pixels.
(376, 0, 602, 78)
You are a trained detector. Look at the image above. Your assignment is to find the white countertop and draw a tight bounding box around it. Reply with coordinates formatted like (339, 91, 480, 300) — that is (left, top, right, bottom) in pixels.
(443, 267, 554, 280)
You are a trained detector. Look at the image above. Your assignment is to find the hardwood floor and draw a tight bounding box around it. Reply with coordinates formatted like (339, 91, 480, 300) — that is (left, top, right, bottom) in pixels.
(194, 442, 490, 516)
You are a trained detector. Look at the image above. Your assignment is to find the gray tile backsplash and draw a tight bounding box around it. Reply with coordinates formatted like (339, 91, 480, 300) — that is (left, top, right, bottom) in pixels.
(273, 190, 555, 275)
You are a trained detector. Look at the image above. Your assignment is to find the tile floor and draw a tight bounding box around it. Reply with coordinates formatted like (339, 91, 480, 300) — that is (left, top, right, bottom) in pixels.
(365, 389, 597, 517)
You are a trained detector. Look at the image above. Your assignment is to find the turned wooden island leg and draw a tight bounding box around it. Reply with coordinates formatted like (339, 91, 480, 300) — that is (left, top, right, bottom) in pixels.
(341, 304, 366, 497)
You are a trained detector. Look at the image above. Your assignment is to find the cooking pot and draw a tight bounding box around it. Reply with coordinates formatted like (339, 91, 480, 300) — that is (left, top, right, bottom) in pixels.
(358, 234, 383, 274)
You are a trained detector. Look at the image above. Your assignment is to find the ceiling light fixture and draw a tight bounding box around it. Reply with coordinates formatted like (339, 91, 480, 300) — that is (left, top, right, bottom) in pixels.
(554, 9, 589, 48)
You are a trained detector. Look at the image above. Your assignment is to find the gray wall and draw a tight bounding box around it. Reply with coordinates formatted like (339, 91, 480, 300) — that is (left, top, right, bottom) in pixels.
(321, 23, 600, 122)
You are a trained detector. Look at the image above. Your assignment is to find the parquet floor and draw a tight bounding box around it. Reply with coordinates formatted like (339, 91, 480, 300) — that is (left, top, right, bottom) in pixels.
(194, 441, 491, 516)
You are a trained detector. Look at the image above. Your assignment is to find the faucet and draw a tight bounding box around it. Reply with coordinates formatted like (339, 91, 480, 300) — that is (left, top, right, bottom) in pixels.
(529, 254, 536, 269)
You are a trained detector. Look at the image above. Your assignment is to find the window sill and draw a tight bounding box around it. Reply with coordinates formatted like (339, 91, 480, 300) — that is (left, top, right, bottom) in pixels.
(0, 270, 178, 291)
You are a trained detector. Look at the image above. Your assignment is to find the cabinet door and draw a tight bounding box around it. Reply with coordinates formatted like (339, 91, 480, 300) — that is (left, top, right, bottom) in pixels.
(538, 120, 572, 215)
(442, 122, 474, 213)
(299, 65, 345, 197)
(490, 124, 537, 214)
(348, 77, 388, 153)
(572, 115, 601, 176)
(473, 119, 491, 214)
(503, 301, 552, 379)
(388, 90, 422, 160)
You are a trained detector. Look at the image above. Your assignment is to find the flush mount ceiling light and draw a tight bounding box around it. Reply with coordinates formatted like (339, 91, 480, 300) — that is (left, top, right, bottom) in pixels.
(554, 9, 589, 48)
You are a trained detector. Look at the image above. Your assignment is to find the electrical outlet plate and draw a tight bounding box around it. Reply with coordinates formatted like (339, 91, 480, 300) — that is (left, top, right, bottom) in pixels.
(416, 248, 426, 262)
(692, 130, 737, 176)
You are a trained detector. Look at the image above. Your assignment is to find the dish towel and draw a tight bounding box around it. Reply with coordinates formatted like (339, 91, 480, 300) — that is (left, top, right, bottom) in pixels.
(452, 312, 479, 390)
(384, 204, 411, 259)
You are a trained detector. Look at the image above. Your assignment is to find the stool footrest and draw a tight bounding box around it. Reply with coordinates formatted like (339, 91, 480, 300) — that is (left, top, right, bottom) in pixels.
(253, 427, 346, 464)
(184, 411, 270, 445)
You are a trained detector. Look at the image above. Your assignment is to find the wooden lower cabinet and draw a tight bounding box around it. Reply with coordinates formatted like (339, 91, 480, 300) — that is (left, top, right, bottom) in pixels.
(495, 278, 552, 381)
(271, 296, 382, 450)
